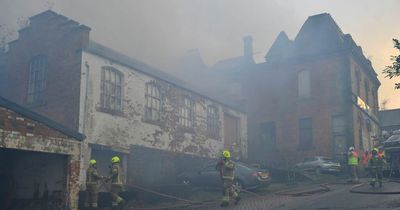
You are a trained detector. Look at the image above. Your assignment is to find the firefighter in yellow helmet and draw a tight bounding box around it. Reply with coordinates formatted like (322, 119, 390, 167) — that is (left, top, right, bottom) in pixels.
(85, 159, 105, 209)
(215, 150, 240, 207)
(108, 156, 125, 208)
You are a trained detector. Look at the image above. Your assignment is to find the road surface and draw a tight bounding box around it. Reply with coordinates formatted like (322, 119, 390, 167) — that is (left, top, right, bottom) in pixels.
(185, 181, 400, 210)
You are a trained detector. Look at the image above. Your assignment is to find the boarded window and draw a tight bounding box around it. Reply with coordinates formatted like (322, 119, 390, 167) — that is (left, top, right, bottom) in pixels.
(207, 105, 219, 138)
(145, 81, 161, 121)
(27, 55, 47, 105)
(100, 66, 123, 112)
(298, 70, 311, 98)
(299, 118, 313, 149)
(260, 122, 276, 150)
(179, 97, 194, 128)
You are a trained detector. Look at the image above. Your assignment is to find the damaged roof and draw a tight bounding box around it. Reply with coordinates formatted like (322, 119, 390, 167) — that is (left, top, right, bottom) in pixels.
(0, 96, 85, 141)
(86, 40, 245, 112)
(263, 13, 380, 85)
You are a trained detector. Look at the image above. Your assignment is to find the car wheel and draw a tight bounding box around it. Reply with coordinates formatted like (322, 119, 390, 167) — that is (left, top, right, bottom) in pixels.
(234, 179, 245, 190)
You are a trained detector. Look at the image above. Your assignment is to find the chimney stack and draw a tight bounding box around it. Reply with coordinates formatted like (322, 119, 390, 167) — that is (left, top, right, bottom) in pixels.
(243, 36, 253, 60)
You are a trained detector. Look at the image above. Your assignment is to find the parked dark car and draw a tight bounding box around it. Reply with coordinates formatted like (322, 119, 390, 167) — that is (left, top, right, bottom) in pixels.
(177, 162, 271, 190)
(296, 156, 341, 174)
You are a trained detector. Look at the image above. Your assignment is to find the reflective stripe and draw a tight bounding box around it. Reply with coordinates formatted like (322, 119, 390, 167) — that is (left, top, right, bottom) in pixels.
(222, 176, 234, 180)
(222, 196, 230, 202)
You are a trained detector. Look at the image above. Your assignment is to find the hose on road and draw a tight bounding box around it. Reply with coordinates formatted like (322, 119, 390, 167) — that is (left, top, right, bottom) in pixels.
(349, 180, 400, 195)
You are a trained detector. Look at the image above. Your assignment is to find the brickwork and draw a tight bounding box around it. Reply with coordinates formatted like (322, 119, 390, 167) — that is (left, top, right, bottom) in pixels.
(0, 102, 82, 210)
(1, 11, 90, 130)
(244, 53, 348, 166)
(0, 106, 68, 139)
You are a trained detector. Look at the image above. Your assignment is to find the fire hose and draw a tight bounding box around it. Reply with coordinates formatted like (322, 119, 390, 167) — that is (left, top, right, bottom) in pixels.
(350, 179, 400, 195)
(104, 181, 332, 209)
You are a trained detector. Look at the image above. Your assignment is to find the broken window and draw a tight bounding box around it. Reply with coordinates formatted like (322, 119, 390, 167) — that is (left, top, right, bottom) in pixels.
(298, 70, 311, 98)
(299, 117, 313, 150)
(179, 97, 194, 128)
(145, 81, 161, 121)
(100, 66, 123, 112)
(207, 105, 219, 138)
(27, 55, 47, 105)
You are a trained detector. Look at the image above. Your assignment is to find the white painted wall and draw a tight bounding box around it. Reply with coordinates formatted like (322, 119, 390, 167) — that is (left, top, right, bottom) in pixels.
(79, 51, 247, 160)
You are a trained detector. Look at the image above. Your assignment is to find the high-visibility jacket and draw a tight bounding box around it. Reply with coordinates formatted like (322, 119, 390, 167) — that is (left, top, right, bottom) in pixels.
(219, 159, 235, 181)
(110, 164, 123, 186)
(86, 166, 102, 185)
(378, 151, 386, 159)
(348, 151, 359, 166)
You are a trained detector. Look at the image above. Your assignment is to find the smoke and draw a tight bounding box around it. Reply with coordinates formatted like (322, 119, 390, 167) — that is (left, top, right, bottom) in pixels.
(0, 0, 399, 108)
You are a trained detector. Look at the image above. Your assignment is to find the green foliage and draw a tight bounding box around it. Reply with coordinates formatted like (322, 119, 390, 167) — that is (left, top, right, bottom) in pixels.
(383, 39, 400, 89)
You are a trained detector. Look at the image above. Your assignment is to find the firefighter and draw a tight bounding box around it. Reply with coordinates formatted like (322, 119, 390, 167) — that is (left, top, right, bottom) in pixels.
(369, 148, 386, 188)
(85, 159, 104, 209)
(109, 156, 125, 208)
(348, 146, 359, 183)
(216, 150, 240, 207)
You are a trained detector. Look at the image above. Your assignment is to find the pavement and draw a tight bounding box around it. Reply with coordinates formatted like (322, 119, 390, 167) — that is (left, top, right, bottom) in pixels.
(182, 180, 400, 210)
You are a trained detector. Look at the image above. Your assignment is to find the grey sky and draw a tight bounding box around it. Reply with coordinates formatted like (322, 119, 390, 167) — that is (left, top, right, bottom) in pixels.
(0, 0, 399, 108)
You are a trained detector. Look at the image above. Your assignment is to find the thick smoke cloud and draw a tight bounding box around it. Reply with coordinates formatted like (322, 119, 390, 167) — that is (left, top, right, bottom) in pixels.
(0, 0, 399, 108)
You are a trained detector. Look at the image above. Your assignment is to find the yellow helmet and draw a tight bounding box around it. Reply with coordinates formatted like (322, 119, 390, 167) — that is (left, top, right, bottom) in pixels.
(111, 156, 120, 164)
(89, 159, 97, 165)
(222, 150, 231, 158)
(373, 148, 379, 153)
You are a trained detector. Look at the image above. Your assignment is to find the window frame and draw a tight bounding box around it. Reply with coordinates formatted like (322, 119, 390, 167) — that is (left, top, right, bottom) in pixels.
(99, 66, 124, 114)
(27, 55, 47, 106)
(260, 121, 277, 151)
(298, 117, 313, 150)
(145, 81, 162, 122)
(207, 105, 219, 138)
(179, 96, 194, 129)
(297, 70, 311, 99)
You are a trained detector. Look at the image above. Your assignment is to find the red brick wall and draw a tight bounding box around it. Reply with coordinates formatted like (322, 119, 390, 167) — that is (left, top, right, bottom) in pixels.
(0, 106, 69, 139)
(244, 54, 349, 165)
(1, 11, 90, 130)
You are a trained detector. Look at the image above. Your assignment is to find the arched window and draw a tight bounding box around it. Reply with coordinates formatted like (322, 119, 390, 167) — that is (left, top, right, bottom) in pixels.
(145, 81, 161, 121)
(27, 55, 47, 105)
(100, 66, 123, 112)
(207, 105, 219, 138)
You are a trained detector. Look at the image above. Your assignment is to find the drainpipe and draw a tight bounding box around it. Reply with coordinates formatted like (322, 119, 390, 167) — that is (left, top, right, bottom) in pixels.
(81, 61, 90, 189)
(83, 61, 90, 134)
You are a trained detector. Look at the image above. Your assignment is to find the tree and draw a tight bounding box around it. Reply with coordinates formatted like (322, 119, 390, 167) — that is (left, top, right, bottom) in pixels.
(0, 24, 14, 52)
(383, 39, 400, 89)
